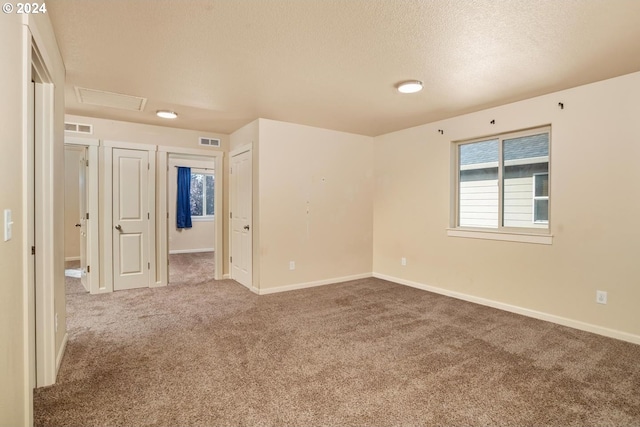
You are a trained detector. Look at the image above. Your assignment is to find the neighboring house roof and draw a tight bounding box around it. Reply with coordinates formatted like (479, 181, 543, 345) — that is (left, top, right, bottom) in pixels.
(460, 139, 499, 165)
(460, 133, 549, 166)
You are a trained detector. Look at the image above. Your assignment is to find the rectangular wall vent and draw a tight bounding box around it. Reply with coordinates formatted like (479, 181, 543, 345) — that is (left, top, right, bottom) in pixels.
(64, 122, 93, 134)
(199, 137, 221, 147)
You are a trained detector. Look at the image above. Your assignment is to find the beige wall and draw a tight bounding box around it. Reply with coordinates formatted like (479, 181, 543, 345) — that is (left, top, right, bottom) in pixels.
(373, 71, 640, 339)
(0, 14, 29, 427)
(65, 114, 230, 151)
(257, 119, 373, 289)
(0, 12, 65, 427)
(64, 147, 82, 260)
(168, 157, 216, 253)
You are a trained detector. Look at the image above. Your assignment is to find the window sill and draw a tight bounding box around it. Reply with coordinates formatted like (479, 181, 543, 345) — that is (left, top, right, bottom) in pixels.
(446, 228, 553, 245)
(191, 216, 215, 222)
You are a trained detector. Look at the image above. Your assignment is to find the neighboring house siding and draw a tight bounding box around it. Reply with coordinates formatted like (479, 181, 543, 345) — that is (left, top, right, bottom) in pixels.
(503, 161, 549, 228)
(460, 162, 548, 229)
(459, 179, 498, 228)
(504, 176, 545, 229)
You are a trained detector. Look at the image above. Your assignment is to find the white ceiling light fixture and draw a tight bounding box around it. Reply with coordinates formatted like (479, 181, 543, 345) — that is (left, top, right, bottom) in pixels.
(156, 110, 178, 119)
(397, 80, 423, 94)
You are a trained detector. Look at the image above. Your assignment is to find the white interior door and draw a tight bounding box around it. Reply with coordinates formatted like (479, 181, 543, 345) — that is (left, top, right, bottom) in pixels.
(113, 148, 150, 290)
(230, 148, 252, 288)
(78, 148, 88, 290)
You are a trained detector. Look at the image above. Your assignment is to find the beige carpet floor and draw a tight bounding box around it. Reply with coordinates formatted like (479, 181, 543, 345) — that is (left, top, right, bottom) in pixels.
(34, 275, 640, 426)
(169, 252, 215, 286)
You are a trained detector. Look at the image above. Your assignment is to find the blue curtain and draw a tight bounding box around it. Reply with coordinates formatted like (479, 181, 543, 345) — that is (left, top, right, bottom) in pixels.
(176, 167, 192, 229)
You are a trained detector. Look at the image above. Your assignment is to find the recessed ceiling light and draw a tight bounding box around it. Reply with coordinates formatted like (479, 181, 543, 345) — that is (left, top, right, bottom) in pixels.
(156, 110, 178, 119)
(397, 80, 423, 94)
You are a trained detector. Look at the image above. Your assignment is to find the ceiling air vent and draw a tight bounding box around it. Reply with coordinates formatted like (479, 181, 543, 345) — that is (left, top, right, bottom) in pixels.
(64, 122, 93, 134)
(199, 137, 221, 147)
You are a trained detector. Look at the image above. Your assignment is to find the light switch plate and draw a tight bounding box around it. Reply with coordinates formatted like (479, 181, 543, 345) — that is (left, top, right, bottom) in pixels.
(4, 209, 12, 242)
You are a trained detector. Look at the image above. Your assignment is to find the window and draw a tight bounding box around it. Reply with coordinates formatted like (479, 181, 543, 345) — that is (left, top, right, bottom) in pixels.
(533, 173, 549, 223)
(455, 127, 550, 233)
(190, 172, 214, 219)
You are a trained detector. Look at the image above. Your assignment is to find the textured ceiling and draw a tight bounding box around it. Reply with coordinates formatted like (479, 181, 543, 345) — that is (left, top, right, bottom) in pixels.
(47, 0, 640, 137)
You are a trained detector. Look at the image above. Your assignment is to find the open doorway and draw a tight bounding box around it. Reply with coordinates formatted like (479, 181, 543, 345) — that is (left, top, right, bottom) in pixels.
(167, 155, 216, 286)
(63, 145, 87, 293)
(63, 138, 99, 293)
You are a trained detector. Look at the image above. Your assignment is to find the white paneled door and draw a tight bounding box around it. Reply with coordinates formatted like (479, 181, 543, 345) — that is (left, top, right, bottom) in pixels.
(113, 148, 150, 290)
(230, 148, 252, 288)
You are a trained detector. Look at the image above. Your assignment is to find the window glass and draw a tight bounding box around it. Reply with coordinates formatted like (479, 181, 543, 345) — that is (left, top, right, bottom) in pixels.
(534, 199, 549, 222)
(458, 139, 499, 228)
(502, 133, 549, 228)
(533, 173, 549, 223)
(535, 173, 549, 198)
(205, 175, 215, 215)
(456, 128, 550, 232)
(190, 174, 204, 216)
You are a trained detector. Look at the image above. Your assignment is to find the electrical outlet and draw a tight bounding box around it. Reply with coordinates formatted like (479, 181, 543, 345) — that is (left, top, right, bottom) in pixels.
(401, 257, 407, 266)
(596, 290, 607, 305)
(289, 261, 295, 270)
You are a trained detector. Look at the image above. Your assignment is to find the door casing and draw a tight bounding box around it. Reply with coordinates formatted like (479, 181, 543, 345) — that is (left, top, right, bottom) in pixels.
(156, 146, 224, 287)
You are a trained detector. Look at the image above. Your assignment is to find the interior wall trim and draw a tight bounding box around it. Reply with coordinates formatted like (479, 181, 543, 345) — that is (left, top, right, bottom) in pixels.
(373, 272, 640, 346)
(168, 248, 215, 255)
(257, 273, 373, 295)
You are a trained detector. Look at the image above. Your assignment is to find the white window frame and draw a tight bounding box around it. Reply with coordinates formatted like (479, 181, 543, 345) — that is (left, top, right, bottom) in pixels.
(448, 126, 553, 245)
(190, 172, 215, 221)
(532, 172, 549, 224)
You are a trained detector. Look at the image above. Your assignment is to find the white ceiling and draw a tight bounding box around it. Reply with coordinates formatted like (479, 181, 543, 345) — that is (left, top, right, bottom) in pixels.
(48, 0, 640, 137)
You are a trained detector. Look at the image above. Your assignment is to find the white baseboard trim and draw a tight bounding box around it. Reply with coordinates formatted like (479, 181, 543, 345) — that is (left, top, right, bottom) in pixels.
(258, 273, 372, 295)
(55, 332, 68, 380)
(223, 273, 230, 279)
(64, 256, 80, 261)
(373, 272, 640, 346)
(169, 248, 215, 255)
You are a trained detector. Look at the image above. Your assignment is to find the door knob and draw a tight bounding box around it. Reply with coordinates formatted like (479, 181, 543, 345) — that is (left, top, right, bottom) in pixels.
(115, 224, 122, 231)
(243, 225, 250, 230)
(75, 223, 81, 227)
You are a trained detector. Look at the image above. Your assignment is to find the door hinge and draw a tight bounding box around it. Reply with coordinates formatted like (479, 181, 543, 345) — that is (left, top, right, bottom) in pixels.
(230, 167, 233, 174)
(87, 265, 90, 273)
(147, 163, 150, 170)
(230, 256, 232, 263)
(148, 262, 150, 270)
(167, 212, 169, 219)
(31, 246, 35, 255)
(148, 212, 150, 219)
(86, 212, 90, 220)
(86, 159, 89, 167)
(230, 212, 232, 219)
